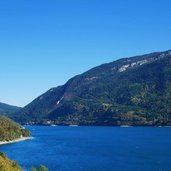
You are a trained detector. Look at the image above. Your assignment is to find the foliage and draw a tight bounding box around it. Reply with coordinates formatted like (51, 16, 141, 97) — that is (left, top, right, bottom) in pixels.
(0, 152, 21, 171)
(0, 116, 30, 141)
(30, 166, 37, 171)
(0, 153, 49, 171)
(30, 165, 48, 171)
(0, 103, 21, 116)
(12, 50, 171, 126)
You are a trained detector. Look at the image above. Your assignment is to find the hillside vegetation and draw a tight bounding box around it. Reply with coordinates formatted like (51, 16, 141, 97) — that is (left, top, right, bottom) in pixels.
(13, 50, 171, 126)
(0, 103, 21, 116)
(0, 116, 30, 141)
(0, 152, 21, 171)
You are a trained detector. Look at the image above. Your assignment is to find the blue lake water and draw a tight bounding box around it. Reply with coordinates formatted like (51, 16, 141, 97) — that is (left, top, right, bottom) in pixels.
(0, 126, 171, 171)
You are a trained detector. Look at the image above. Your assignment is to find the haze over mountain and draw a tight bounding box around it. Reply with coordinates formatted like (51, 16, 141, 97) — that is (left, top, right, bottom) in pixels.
(12, 50, 171, 126)
(0, 102, 21, 116)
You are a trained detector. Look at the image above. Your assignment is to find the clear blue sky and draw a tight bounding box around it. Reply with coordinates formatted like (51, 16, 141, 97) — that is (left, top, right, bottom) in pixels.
(0, 0, 171, 107)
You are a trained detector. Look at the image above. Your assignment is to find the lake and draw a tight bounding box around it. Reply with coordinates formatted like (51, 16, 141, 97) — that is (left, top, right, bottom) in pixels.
(0, 126, 171, 171)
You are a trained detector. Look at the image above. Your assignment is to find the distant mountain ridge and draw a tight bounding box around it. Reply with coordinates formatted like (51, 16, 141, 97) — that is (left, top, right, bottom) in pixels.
(13, 50, 171, 126)
(0, 102, 21, 115)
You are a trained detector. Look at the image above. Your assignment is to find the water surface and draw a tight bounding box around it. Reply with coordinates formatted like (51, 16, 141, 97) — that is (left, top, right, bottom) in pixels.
(0, 126, 171, 171)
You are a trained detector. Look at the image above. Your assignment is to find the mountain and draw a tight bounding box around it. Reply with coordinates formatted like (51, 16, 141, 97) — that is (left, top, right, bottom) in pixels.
(0, 116, 30, 141)
(0, 102, 21, 115)
(13, 50, 171, 126)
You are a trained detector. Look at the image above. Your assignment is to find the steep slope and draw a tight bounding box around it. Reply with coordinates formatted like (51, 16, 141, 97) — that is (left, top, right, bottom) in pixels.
(0, 103, 21, 116)
(0, 116, 30, 141)
(13, 50, 171, 126)
(0, 152, 21, 171)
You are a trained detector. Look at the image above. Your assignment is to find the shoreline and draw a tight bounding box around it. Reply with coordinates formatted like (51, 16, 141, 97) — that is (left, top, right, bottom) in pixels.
(24, 124, 171, 127)
(0, 137, 33, 145)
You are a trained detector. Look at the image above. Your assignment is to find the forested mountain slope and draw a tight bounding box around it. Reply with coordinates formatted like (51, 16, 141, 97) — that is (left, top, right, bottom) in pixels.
(13, 50, 171, 126)
(0, 102, 21, 116)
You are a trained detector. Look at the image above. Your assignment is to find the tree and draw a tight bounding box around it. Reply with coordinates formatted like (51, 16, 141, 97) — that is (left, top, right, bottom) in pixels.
(38, 165, 48, 171)
(30, 166, 37, 171)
